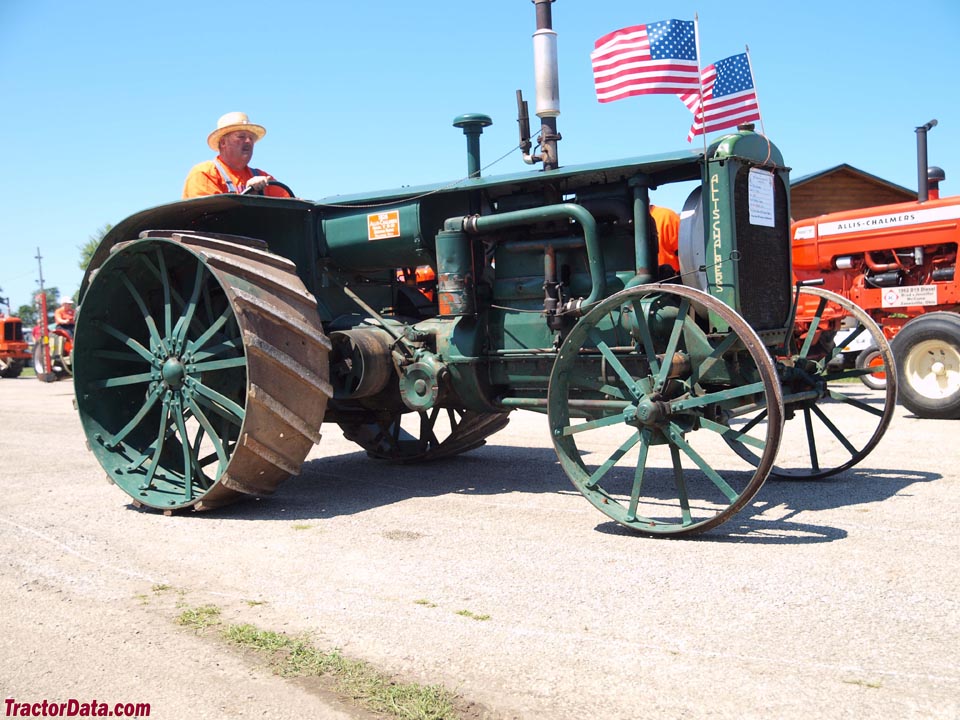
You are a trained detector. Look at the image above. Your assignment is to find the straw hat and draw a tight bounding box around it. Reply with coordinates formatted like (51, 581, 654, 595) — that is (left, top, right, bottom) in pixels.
(207, 112, 266, 151)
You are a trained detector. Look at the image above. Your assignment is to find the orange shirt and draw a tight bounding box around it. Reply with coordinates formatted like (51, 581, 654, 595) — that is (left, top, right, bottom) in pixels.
(182, 157, 290, 198)
(54, 306, 75, 325)
(650, 204, 680, 270)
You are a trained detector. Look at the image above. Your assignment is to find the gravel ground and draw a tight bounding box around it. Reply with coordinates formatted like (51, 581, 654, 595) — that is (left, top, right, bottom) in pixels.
(1, 376, 957, 719)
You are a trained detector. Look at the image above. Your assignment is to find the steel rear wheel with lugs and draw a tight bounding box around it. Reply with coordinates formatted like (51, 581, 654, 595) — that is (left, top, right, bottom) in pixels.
(74, 231, 333, 511)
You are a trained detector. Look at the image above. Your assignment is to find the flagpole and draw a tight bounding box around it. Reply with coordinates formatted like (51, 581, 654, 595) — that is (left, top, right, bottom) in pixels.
(693, 15, 708, 162)
(745, 44, 766, 136)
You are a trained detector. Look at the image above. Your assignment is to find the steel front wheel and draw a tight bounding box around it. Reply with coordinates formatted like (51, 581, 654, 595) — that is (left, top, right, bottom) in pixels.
(728, 286, 897, 479)
(547, 284, 783, 537)
(74, 231, 332, 511)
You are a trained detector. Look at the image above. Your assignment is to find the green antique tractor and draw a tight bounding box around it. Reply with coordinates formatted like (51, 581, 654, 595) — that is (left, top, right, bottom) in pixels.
(72, 2, 896, 536)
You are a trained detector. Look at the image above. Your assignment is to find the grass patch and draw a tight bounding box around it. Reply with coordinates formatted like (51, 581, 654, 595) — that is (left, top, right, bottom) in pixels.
(455, 610, 491, 622)
(222, 622, 460, 719)
(176, 604, 222, 632)
(292, 523, 315, 530)
(152, 583, 171, 593)
(414, 599, 438, 608)
(245, 599, 267, 607)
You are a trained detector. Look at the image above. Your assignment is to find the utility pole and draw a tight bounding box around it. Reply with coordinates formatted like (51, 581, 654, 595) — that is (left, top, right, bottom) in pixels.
(34, 247, 54, 381)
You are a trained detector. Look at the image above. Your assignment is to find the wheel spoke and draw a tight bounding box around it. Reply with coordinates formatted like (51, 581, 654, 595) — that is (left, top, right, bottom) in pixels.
(140, 252, 207, 339)
(655, 298, 689, 392)
(822, 364, 889, 382)
(189, 356, 247, 374)
(185, 305, 234, 355)
(140, 400, 172, 491)
(171, 404, 194, 502)
(190, 384, 245, 427)
(670, 446, 693, 526)
(828, 323, 868, 364)
(120, 275, 168, 355)
(736, 408, 768, 433)
(826, 388, 886, 417)
(698, 416, 766, 450)
(187, 421, 213, 490)
(799, 296, 828, 358)
(155, 248, 173, 340)
(185, 397, 230, 476)
(419, 410, 440, 451)
(585, 430, 641, 490)
(626, 428, 653, 521)
(560, 411, 629, 437)
(801, 408, 821, 472)
(630, 299, 661, 377)
(95, 320, 155, 363)
(666, 422, 739, 502)
(586, 328, 644, 400)
(88, 371, 156, 390)
(567, 371, 629, 400)
(691, 332, 740, 386)
(670, 381, 767, 412)
(173, 261, 206, 351)
(810, 404, 859, 456)
(92, 349, 148, 363)
(190, 339, 243, 363)
(102, 384, 165, 449)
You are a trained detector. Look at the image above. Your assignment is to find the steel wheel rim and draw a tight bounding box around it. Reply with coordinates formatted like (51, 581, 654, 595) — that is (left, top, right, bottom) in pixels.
(75, 240, 247, 509)
(547, 284, 783, 537)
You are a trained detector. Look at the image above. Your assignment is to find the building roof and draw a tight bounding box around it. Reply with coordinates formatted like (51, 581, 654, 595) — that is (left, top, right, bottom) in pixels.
(791, 163, 916, 197)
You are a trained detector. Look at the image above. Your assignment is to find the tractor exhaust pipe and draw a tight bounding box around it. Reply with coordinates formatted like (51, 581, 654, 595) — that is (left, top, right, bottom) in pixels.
(916, 119, 937, 202)
(532, 0, 560, 170)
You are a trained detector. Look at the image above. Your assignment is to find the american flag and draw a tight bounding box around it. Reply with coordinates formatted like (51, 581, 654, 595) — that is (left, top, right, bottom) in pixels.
(679, 52, 760, 141)
(592, 20, 700, 103)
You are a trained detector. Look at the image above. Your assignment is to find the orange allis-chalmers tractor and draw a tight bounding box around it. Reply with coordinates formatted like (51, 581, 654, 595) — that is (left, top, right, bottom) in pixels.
(792, 120, 959, 418)
(0, 307, 31, 379)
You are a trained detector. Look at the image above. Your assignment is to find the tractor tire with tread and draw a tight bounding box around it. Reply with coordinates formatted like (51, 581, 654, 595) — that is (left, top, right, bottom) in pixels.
(892, 312, 960, 419)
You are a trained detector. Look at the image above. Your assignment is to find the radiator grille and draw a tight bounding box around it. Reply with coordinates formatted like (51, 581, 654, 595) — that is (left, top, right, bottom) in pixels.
(734, 168, 792, 331)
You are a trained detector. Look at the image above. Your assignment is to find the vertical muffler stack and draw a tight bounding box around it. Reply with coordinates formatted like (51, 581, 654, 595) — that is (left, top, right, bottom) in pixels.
(532, 0, 560, 170)
(915, 119, 937, 202)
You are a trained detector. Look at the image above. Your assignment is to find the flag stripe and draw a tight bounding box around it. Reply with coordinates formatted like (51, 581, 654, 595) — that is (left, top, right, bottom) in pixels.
(592, 20, 700, 102)
(682, 53, 760, 141)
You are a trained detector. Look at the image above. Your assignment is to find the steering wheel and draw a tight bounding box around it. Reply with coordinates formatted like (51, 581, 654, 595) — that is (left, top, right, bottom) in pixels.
(241, 179, 295, 197)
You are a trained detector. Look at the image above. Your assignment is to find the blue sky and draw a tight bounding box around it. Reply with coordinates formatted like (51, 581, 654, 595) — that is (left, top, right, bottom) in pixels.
(1, 0, 957, 311)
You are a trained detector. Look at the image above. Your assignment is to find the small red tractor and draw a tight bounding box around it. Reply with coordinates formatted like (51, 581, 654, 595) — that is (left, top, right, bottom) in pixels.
(0, 298, 30, 379)
(792, 120, 959, 418)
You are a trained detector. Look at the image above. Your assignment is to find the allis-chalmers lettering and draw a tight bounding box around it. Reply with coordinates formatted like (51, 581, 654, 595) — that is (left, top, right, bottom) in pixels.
(710, 173, 723, 291)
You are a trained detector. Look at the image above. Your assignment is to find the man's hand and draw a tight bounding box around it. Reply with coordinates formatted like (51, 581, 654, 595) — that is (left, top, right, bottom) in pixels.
(244, 175, 270, 194)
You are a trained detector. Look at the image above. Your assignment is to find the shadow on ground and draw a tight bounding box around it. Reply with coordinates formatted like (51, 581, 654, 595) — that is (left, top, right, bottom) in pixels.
(138, 437, 940, 545)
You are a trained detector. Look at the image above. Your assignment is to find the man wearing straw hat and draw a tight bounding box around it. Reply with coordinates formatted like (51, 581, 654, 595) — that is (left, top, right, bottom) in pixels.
(182, 111, 291, 198)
